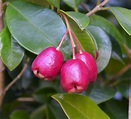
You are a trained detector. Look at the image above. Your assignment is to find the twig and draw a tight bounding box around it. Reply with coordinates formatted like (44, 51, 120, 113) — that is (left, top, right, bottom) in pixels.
(124, 44, 131, 59)
(86, 0, 109, 16)
(111, 64, 131, 80)
(3, 58, 30, 94)
(17, 97, 35, 102)
(0, 0, 5, 109)
(102, 64, 131, 87)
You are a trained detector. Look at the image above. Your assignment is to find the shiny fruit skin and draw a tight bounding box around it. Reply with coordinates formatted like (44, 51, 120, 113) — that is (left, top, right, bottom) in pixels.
(76, 52, 98, 83)
(31, 47, 64, 80)
(60, 59, 89, 93)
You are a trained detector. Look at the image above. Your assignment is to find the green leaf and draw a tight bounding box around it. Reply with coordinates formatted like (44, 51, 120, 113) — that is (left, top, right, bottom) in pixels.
(86, 80, 116, 104)
(62, 0, 82, 11)
(110, 7, 131, 35)
(10, 110, 30, 119)
(46, 105, 58, 119)
(6, 1, 71, 59)
(33, 87, 57, 103)
(63, 11, 89, 30)
(69, 19, 96, 58)
(30, 105, 47, 119)
(110, 36, 124, 64)
(27, 0, 49, 7)
(89, 15, 125, 45)
(47, 0, 60, 8)
(0, 27, 24, 71)
(100, 99, 128, 119)
(117, 80, 129, 99)
(52, 94, 110, 119)
(87, 26, 112, 73)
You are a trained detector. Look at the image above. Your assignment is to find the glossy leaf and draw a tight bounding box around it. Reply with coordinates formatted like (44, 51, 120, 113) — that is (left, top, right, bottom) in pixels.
(63, 11, 89, 30)
(86, 80, 116, 104)
(89, 15, 125, 45)
(10, 110, 30, 119)
(110, 36, 124, 63)
(33, 87, 57, 103)
(27, 0, 49, 7)
(110, 7, 131, 35)
(0, 27, 24, 71)
(52, 93, 110, 119)
(87, 26, 112, 73)
(62, 0, 82, 10)
(69, 19, 96, 57)
(6, 1, 71, 59)
(47, 0, 60, 8)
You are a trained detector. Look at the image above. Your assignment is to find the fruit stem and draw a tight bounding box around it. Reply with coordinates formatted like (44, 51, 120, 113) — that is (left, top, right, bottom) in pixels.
(61, 13, 76, 59)
(56, 30, 68, 51)
(71, 31, 83, 54)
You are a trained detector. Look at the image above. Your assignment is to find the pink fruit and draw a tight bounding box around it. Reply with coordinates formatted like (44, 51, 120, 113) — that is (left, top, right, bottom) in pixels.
(31, 47, 64, 80)
(76, 52, 98, 83)
(60, 59, 89, 93)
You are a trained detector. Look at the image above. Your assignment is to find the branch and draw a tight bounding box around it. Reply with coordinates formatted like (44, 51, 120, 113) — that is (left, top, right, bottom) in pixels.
(3, 58, 30, 94)
(102, 64, 131, 87)
(17, 97, 35, 102)
(0, 0, 5, 109)
(86, 0, 109, 16)
(111, 64, 131, 80)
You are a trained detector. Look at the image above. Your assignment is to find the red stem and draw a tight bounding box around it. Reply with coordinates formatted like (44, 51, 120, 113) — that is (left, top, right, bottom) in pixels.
(61, 13, 76, 59)
(71, 31, 83, 54)
(56, 30, 68, 51)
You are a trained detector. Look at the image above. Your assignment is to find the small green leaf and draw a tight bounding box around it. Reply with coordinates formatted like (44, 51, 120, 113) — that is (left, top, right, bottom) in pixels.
(86, 80, 116, 104)
(0, 27, 24, 71)
(52, 93, 110, 119)
(89, 15, 125, 45)
(6, 1, 71, 59)
(62, 0, 82, 11)
(10, 110, 30, 119)
(33, 87, 57, 103)
(63, 11, 89, 30)
(110, 7, 131, 35)
(47, 0, 60, 8)
(87, 26, 112, 73)
(69, 19, 96, 57)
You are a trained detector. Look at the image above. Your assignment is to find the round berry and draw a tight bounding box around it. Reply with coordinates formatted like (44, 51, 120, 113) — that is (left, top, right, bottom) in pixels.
(60, 59, 89, 93)
(31, 47, 64, 80)
(76, 52, 98, 83)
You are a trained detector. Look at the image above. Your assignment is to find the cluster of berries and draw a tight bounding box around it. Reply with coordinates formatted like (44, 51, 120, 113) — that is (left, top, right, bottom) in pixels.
(31, 13, 98, 93)
(31, 45, 98, 93)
